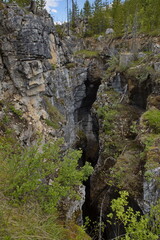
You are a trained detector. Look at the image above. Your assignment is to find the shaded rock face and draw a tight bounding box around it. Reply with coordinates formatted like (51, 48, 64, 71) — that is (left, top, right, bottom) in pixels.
(83, 37, 160, 239)
(128, 76, 152, 109)
(1, 3, 160, 238)
(0, 3, 103, 223)
(0, 3, 91, 147)
(143, 167, 160, 213)
(0, 3, 57, 141)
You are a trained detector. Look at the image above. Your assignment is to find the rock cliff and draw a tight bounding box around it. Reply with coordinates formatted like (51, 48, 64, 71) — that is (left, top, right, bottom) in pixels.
(0, 2, 160, 240)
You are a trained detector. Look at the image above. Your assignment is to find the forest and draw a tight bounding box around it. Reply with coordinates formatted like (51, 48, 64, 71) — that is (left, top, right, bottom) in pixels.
(2, 0, 160, 36)
(70, 0, 160, 36)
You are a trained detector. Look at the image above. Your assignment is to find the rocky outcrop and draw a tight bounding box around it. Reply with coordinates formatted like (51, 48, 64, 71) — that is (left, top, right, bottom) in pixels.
(83, 35, 160, 239)
(1, 3, 160, 238)
(0, 2, 103, 223)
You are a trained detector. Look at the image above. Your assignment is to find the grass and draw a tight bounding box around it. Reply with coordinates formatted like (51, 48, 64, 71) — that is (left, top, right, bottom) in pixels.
(0, 2, 5, 10)
(0, 133, 92, 240)
(44, 118, 59, 129)
(43, 96, 64, 129)
(142, 108, 160, 133)
(74, 50, 99, 58)
(0, 196, 65, 240)
(9, 105, 23, 118)
(65, 62, 77, 69)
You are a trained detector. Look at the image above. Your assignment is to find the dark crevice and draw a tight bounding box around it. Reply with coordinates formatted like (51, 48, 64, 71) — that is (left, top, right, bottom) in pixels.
(74, 78, 101, 167)
(74, 72, 148, 240)
(74, 74, 101, 237)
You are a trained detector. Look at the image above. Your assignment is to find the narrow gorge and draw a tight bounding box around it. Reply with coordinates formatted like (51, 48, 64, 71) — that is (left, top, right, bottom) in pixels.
(0, 2, 160, 240)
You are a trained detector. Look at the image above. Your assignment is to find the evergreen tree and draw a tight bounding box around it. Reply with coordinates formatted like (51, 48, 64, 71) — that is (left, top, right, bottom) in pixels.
(83, 0, 92, 18)
(93, 0, 103, 13)
(111, 0, 124, 35)
(70, 0, 79, 29)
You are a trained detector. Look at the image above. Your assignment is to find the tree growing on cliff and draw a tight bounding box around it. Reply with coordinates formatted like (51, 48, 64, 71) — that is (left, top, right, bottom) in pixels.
(86, 0, 109, 35)
(83, 0, 92, 18)
(70, 0, 79, 29)
(108, 191, 159, 240)
(8, 0, 46, 10)
(111, 0, 124, 36)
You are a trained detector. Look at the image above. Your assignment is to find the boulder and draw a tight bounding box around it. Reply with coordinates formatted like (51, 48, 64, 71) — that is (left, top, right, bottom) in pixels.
(154, 62, 160, 72)
(120, 52, 134, 67)
(105, 28, 114, 35)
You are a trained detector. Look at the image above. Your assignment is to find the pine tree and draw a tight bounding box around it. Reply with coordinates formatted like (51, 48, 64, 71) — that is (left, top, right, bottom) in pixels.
(83, 0, 92, 18)
(93, 0, 103, 13)
(70, 0, 79, 29)
(111, 0, 124, 36)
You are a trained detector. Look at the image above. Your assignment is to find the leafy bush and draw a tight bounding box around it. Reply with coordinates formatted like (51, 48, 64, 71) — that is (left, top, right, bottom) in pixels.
(74, 50, 99, 58)
(0, 136, 93, 239)
(65, 62, 77, 69)
(43, 96, 64, 129)
(142, 108, 160, 133)
(108, 191, 159, 240)
(97, 105, 118, 134)
(0, 138, 93, 211)
(9, 105, 23, 118)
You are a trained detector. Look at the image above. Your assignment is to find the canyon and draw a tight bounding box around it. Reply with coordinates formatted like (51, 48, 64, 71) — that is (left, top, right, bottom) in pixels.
(0, 2, 160, 239)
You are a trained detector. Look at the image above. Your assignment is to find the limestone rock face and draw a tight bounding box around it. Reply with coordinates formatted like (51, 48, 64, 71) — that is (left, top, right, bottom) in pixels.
(0, 3, 88, 147)
(143, 167, 160, 213)
(0, 3, 103, 222)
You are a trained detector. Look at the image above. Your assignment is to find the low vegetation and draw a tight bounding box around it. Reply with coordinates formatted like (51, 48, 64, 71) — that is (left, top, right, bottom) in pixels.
(108, 191, 160, 240)
(142, 108, 160, 133)
(43, 96, 64, 129)
(74, 50, 99, 58)
(0, 134, 93, 239)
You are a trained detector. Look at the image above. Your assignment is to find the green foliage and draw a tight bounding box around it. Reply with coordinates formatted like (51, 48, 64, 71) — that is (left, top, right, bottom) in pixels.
(7, 0, 46, 9)
(127, 64, 153, 83)
(106, 56, 119, 75)
(108, 191, 159, 240)
(0, 138, 93, 212)
(70, 0, 80, 30)
(82, 0, 92, 18)
(80, 0, 160, 37)
(55, 24, 65, 39)
(0, 197, 66, 240)
(51, 63, 57, 70)
(97, 105, 118, 134)
(43, 96, 64, 129)
(65, 62, 77, 69)
(111, 0, 124, 36)
(143, 108, 160, 133)
(9, 105, 23, 118)
(0, 134, 93, 238)
(44, 118, 59, 129)
(74, 49, 99, 58)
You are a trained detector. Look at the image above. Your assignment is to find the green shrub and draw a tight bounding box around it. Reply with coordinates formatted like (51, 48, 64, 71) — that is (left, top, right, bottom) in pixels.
(0, 138, 93, 212)
(55, 25, 65, 39)
(43, 96, 64, 129)
(126, 64, 153, 83)
(9, 105, 23, 118)
(66, 62, 77, 69)
(74, 50, 99, 58)
(142, 108, 160, 133)
(51, 63, 57, 70)
(0, 134, 93, 239)
(44, 118, 59, 129)
(97, 105, 118, 134)
(0, 2, 5, 9)
(108, 191, 159, 240)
